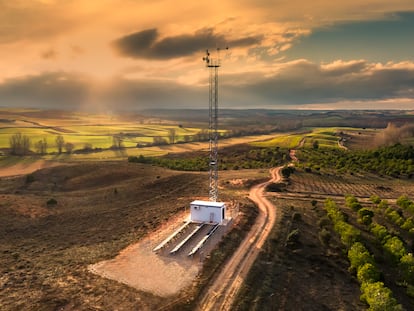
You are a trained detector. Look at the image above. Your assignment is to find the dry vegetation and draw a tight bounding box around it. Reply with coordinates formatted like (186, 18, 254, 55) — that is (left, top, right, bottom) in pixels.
(0, 161, 263, 310)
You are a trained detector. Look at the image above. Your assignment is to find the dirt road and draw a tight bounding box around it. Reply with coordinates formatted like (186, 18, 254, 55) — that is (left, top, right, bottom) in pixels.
(197, 166, 281, 310)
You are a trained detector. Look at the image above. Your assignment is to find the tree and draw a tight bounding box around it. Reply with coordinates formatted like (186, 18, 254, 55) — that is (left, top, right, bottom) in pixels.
(55, 135, 65, 154)
(397, 195, 412, 209)
(65, 142, 74, 154)
(370, 195, 381, 205)
(384, 236, 407, 261)
(312, 140, 319, 149)
(9, 133, 31, 155)
(360, 282, 402, 311)
(35, 138, 48, 155)
(348, 242, 374, 272)
(281, 166, 293, 179)
(153, 136, 168, 146)
(168, 128, 176, 144)
(400, 253, 414, 284)
(112, 135, 123, 149)
(358, 208, 374, 225)
(357, 263, 380, 284)
(83, 143, 93, 151)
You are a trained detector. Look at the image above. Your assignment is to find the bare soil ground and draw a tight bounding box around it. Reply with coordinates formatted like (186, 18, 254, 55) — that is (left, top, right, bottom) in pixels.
(288, 170, 414, 199)
(89, 213, 200, 297)
(234, 196, 366, 310)
(0, 159, 62, 177)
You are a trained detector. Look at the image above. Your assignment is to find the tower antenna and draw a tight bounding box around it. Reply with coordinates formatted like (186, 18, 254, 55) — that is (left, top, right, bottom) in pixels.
(202, 47, 228, 202)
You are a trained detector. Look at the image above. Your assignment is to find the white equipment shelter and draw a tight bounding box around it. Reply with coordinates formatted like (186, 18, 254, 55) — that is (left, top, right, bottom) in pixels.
(190, 200, 226, 224)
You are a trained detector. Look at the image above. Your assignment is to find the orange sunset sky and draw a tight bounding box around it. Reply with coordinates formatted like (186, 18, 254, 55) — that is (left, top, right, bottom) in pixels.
(1, 0, 414, 111)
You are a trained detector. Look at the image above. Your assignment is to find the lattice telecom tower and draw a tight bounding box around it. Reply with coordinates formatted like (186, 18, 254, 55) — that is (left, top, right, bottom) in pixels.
(203, 48, 227, 202)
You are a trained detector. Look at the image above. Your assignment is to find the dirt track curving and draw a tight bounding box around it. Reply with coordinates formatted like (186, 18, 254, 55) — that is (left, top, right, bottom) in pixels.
(197, 166, 281, 310)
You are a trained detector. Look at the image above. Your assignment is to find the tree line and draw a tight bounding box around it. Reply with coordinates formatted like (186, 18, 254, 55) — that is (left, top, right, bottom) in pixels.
(299, 143, 414, 178)
(8, 133, 74, 156)
(129, 146, 289, 171)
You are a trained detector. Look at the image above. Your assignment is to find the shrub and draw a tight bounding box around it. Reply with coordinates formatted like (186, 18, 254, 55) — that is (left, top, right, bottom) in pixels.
(319, 228, 331, 245)
(358, 208, 374, 225)
(318, 216, 330, 228)
(396, 195, 412, 209)
(378, 200, 389, 209)
(370, 195, 381, 205)
(292, 212, 301, 221)
(46, 198, 57, 206)
(357, 263, 380, 284)
(348, 242, 374, 272)
(281, 166, 294, 179)
(350, 202, 363, 212)
(335, 221, 360, 247)
(383, 237, 407, 261)
(401, 217, 414, 231)
(25, 174, 35, 184)
(400, 253, 414, 285)
(285, 229, 300, 246)
(360, 282, 402, 311)
(345, 194, 358, 206)
(385, 210, 405, 227)
(370, 223, 391, 243)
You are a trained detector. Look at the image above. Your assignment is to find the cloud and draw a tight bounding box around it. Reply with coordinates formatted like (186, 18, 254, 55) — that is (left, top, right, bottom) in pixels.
(112, 28, 262, 60)
(222, 60, 414, 106)
(1, 60, 414, 111)
(0, 72, 91, 109)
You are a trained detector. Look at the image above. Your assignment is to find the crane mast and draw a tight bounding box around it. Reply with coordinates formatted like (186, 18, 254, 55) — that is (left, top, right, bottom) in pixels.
(203, 48, 223, 202)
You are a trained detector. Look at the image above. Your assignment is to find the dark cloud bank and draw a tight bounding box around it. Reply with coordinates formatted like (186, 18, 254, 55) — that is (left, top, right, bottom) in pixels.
(112, 28, 262, 59)
(1, 60, 414, 110)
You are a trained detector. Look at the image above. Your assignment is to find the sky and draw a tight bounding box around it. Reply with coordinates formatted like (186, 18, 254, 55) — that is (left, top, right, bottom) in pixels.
(1, 0, 414, 111)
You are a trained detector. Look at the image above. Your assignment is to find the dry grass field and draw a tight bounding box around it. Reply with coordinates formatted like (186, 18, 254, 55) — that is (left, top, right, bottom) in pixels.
(0, 162, 211, 310)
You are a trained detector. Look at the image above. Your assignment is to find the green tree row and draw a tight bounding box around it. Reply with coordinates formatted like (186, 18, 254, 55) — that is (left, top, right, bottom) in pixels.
(350, 195, 414, 299)
(324, 199, 402, 310)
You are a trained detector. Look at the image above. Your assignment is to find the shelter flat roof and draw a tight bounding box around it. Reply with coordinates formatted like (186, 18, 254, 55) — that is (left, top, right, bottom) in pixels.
(190, 200, 225, 208)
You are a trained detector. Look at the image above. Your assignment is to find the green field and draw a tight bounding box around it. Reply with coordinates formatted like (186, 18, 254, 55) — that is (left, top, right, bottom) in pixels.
(251, 128, 352, 149)
(0, 123, 204, 153)
(251, 133, 305, 148)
